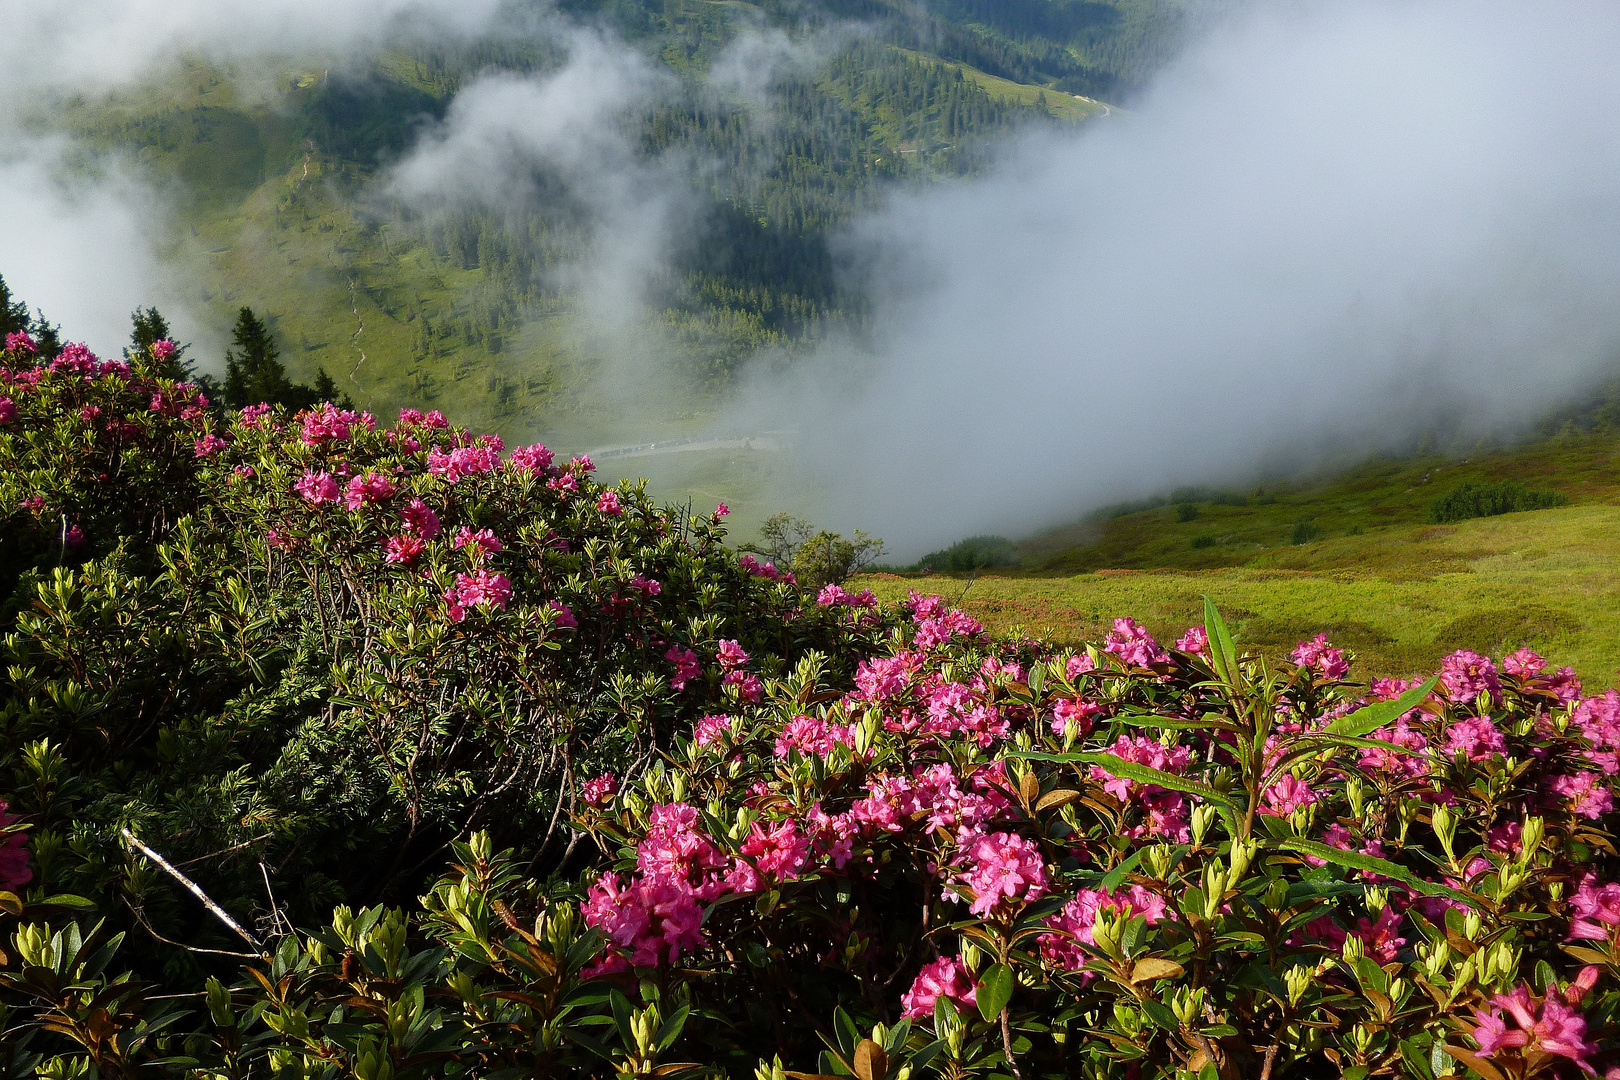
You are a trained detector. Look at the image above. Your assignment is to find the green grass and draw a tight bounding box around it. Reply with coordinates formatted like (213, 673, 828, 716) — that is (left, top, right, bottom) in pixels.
(891, 47, 1111, 121)
(857, 435, 1620, 687)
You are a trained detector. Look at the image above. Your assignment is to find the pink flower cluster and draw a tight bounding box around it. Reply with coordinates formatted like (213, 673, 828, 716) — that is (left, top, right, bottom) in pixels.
(1469, 974, 1600, 1073)
(955, 830, 1047, 916)
(4, 331, 37, 353)
(1292, 633, 1350, 680)
(428, 443, 501, 483)
(666, 645, 701, 690)
(910, 591, 984, 650)
(1104, 618, 1167, 668)
(1091, 735, 1194, 841)
(1440, 649, 1501, 705)
(0, 801, 32, 893)
(294, 470, 342, 504)
(581, 773, 617, 807)
(900, 956, 977, 1020)
(300, 403, 372, 446)
(739, 554, 795, 584)
(443, 570, 511, 622)
(1040, 885, 1169, 971)
(344, 471, 396, 509)
(817, 584, 877, 608)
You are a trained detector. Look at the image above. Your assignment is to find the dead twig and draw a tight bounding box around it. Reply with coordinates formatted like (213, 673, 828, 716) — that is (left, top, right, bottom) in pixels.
(121, 828, 268, 959)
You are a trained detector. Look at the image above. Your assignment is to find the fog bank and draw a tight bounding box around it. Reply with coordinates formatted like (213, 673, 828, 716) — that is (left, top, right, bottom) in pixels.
(752, 1, 1620, 554)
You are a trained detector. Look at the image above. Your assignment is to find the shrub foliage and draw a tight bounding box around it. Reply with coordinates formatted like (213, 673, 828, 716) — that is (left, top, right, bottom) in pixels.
(1429, 481, 1569, 524)
(2, 329, 1620, 1079)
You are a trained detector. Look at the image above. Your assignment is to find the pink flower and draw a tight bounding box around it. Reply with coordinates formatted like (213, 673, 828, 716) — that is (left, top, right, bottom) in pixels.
(1175, 626, 1210, 657)
(399, 498, 441, 539)
(151, 339, 177, 359)
(0, 398, 16, 424)
(717, 639, 749, 672)
(4, 331, 37, 354)
(581, 872, 707, 968)
(1503, 647, 1547, 678)
(1104, 618, 1168, 668)
(1570, 876, 1620, 941)
(300, 403, 366, 446)
(444, 570, 512, 621)
(384, 535, 426, 566)
(900, 956, 978, 1020)
(735, 818, 810, 887)
(0, 801, 32, 892)
(1066, 653, 1096, 678)
(1441, 649, 1501, 705)
(955, 831, 1048, 917)
(724, 671, 763, 703)
(1041, 886, 1168, 971)
(453, 527, 503, 559)
(1552, 772, 1615, 820)
(1445, 717, 1506, 762)
(64, 524, 84, 548)
(817, 584, 850, 606)
(582, 773, 617, 807)
(509, 443, 554, 473)
(775, 715, 851, 759)
(1259, 774, 1318, 817)
(572, 454, 595, 472)
(1469, 983, 1599, 1074)
(428, 445, 501, 483)
(1292, 634, 1350, 680)
(239, 403, 272, 427)
(666, 645, 701, 690)
(343, 471, 397, 509)
(293, 470, 341, 504)
(693, 714, 733, 747)
(192, 433, 228, 457)
(596, 490, 623, 515)
(714, 502, 729, 517)
(547, 601, 577, 628)
(1051, 697, 1101, 739)
(630, 576, 662, 597)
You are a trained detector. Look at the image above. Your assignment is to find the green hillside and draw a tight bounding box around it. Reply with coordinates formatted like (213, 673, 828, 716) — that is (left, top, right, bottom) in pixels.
(859, 433, 1620, 685)
(43, 0, 1189, 465)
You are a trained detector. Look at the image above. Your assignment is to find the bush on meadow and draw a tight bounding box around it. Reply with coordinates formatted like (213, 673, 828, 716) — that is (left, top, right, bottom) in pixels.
(4, 335, 1620, 1078)
(0, 333, 892, 934)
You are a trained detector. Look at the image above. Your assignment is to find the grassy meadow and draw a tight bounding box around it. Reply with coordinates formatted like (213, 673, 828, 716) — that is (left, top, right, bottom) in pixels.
(859, 435, 1620, 686)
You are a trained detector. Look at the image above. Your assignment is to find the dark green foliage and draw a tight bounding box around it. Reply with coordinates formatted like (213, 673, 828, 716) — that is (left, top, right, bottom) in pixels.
(0, 274, 60, 356)
(1174, 501, 1199, 522)
(915, 534, 1019, 571)
(222, 306, 334, 410)
(1290, 520, 1321, 545)
(1429, 480, 1569, 523)
(1189, 534, 1216, 549)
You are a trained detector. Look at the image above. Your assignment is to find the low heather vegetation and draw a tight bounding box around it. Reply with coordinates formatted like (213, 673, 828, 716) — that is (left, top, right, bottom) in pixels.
(2, 329, 1619, 1078)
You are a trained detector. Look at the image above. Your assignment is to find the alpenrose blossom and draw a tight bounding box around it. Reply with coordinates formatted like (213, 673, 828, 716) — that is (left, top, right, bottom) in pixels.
(900, 956, 978, 1020)
(1468, 977, 1600, 1074)
(1104, 617, 1167, 668)
(293, 470, 341, 504)
(596, 489, 622, 515)
(954, 831, 1048, 916)
(443, 570, 511, 622)
(1292, 633, 1350, 679)
(0, 800, 31, 893)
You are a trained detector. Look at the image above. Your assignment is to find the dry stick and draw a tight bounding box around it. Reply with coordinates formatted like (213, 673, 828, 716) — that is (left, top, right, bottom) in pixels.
(125, 901, 262, 961)
(121, 829, 268, 959)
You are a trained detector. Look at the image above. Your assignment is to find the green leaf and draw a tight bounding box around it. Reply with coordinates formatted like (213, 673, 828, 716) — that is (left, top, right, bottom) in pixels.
(975, 964, 1015, 1022)
(1100, 849, 1147, 894)
(655, 1004, 689, 1052)
(1203, 596, 1237, 682)
(1326, 676, 1440, 739)
(1278, 839, 1472, 902)
(1012, 751, 1238, 811)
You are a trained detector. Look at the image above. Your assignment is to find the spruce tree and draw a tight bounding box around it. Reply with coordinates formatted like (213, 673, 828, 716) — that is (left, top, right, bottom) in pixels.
(223, 307, 296, 408)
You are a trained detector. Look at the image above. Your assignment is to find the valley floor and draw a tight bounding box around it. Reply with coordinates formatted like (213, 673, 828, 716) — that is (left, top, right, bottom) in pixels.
(857, 503, 1620, 687)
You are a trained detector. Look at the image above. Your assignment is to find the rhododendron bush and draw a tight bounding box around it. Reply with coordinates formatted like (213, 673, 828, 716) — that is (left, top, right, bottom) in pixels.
(4, 334, 1620, 1077)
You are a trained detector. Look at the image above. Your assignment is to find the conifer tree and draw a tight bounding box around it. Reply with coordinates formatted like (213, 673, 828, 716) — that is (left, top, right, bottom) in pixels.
(224, 306, 308, 409)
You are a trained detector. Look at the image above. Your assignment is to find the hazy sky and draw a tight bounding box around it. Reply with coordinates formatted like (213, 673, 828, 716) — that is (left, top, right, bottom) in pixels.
(742, 0, 1620, 552)
(3, 0, 1620, 556)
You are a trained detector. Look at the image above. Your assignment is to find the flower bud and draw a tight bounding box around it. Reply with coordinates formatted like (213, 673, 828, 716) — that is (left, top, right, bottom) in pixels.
(1345, 777, 1368, 818)
(1365, 886, 1389, 913)
(756, 1057, 789, 1080)
(1145, 844, 1175, 880)
(1284, 965, 1311, 1007)
(961, 940, 983, 974)
(1463, 911, 1482, 941)
(1430, 803, 1457, 859)
(1519, 816, 1545, 865)
(1092, 908, 1127, 958)
(1111, 1002, 1144, 1039)
(1341, 934, 1365, 965)
(1191, 805, 1217, 847)
(1226, 838, 1258, 892)
(1171, 986, 1206, 1027)
(1264, 878, 1291, 912)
